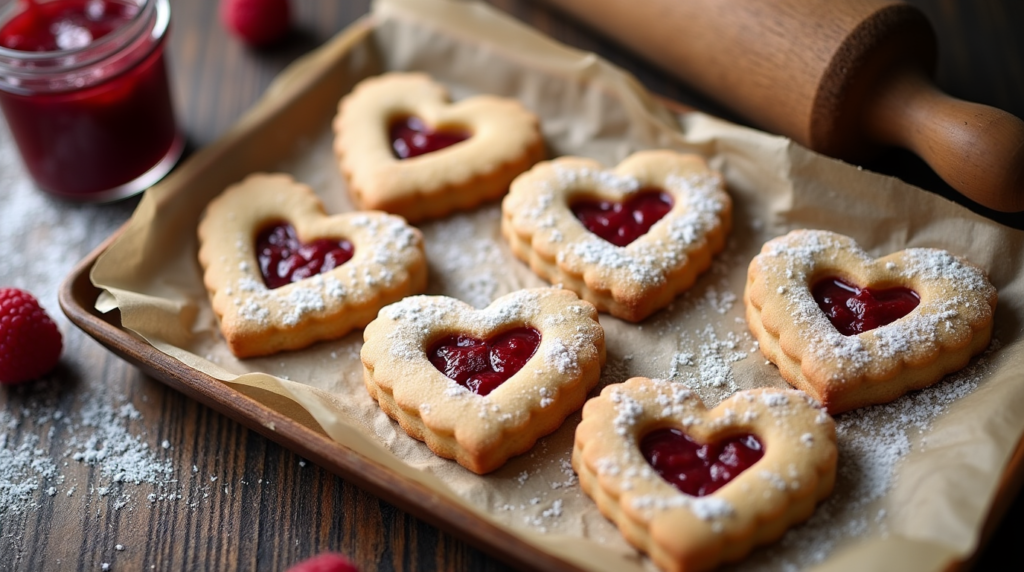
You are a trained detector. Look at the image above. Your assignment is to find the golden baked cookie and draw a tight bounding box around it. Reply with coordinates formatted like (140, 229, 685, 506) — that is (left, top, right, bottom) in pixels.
(744, 229, 997, 413)
(501, 150, 731, 322)
(573, 377, 837, 572)
(361, 288, 605, 474)
(197, 173, 427, 358)
(333, 72, 545, 223)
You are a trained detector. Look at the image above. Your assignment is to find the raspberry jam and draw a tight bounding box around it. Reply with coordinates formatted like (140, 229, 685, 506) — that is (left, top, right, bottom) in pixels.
(570, 189, 673, 246)
(389, 115, 470, 159)
(256, 223, 355, 289)
(428, 327, 541, 396)
(0, 0, 182, 201)
(640, 428, 764, 497)
(812, 277, 920, 336)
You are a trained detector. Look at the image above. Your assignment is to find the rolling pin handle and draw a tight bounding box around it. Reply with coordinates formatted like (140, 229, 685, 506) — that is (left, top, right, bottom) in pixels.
(865, 70, 1024, 212)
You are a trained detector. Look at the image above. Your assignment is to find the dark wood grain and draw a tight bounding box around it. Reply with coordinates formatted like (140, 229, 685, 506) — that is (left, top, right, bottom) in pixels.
(2, 1, 1022, 571)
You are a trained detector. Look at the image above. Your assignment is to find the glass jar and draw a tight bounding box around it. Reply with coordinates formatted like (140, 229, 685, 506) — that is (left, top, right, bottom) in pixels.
(0, 0, 182, 202)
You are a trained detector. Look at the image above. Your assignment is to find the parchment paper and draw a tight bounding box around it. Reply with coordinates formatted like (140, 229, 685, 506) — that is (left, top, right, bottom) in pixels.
(89, 0, 1024, 570)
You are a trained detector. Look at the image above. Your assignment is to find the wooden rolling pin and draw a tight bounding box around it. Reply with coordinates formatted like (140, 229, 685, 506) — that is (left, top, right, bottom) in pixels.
(540, 0, 1024, 212)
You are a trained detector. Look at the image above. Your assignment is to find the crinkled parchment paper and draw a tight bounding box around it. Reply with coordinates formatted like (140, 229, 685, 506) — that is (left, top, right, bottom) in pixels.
(89, 0, 1024, 570)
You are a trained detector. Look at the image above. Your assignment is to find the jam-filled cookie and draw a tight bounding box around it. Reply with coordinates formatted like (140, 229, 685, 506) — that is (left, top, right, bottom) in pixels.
(501, 150, 731, 322)
(361, 288, 605, 474)
(744, 230, 997, 413)
(573, 377, 837, 572)
(333, 72, 545, 223)
(197, 173, 427, 358)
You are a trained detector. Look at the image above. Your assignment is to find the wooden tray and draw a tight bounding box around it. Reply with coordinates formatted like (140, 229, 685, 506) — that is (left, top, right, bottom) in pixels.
(57, 11, 1024, 572)
(58, 228, 582, 572)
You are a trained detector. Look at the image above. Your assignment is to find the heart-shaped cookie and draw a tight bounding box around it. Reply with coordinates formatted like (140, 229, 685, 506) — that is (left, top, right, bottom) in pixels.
(361, 288, 605, 474)
(744, 230, 997, 413)
(573, 377, 836, 572)
(501, 150, 732, 322)
(333, 72, 545, 223)
(197, 173, 428, 358)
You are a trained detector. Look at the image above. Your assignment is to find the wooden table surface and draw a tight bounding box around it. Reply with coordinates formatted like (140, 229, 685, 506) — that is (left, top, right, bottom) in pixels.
(1, 0, 1022, 571)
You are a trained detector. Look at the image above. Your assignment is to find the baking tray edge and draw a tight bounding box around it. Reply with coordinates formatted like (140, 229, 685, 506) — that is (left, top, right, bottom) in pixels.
(58, 228, 585, 572)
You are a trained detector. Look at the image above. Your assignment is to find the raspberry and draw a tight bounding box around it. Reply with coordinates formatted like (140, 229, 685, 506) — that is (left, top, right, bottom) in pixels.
(220, 0, 291, 47)
(285, 553, 359, 572)
(0, 288, 63, 385)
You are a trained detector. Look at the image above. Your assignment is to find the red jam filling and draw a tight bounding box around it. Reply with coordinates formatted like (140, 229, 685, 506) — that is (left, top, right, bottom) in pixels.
(812, 277, 920, 336)
(640, 428, 764, 497)
(428, 327, 541, 396)
(0, 0, 139, 51)
(389, 116, 470, 159)
(256, 223, 354, 289)
(570, 189, 673, 247)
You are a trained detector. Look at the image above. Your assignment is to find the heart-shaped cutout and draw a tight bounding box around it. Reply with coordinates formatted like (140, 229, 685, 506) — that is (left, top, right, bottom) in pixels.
(641, 428, 764, 497)
(197, 174, 427, 358)
(812, 276, 919, 336)
(502, 150, 732, 322)
(573, 378, 836, 572)
(389, 115, 470, 159)
(334, 72, 545, 223)
(362, 288, 605, 474)
(570, 189, 674, 246)
(744, 230, 997, 413)
(256, 222, 355, 289)
(428, 327, 541, 396)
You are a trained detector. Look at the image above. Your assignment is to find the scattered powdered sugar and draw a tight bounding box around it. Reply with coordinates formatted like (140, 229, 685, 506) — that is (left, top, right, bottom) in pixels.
(609, 389, 645, 435)
(636, 493, 735, 522)
(662, 173, 730, 247)
(237, 299, 270, 325)
(0, 428, 59, 513)
(703, 284, 738, 314)
(281, 286, 326, 326)
(565, 239, 671, 286)
(0, 381, 176, 516)
(68, 398, 174, 487)
(732, 347, 995, 571)
(420, 208, 504, 308)
(761, 392, 790, 407)
(544, 338, 579, 375)
(548, 165, 641, 195)
(667, 325, 749, 397)
(901, 248, 992, 289)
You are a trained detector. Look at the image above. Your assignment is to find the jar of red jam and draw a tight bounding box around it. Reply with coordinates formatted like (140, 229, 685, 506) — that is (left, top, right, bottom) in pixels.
(0, 0, 182, 201)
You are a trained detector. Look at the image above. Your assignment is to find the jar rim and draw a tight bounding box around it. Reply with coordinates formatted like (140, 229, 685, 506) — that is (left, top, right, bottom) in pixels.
(0, 0, 162, 63)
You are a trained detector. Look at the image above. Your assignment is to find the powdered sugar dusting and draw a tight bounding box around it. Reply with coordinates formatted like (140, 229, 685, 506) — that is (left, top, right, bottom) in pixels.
(281, 286, 326, 326)
(610, 390, 644, 435)
(666, 324, 749, 399)
(544, 338, 579, 375)
(734, 347, 995, 570)
(0, 380, 176, 517)
(633, 493, 734, 521)
(420, 208, 504, 308)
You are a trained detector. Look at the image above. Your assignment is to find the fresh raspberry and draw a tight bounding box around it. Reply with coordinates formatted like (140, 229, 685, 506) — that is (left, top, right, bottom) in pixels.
(285, 553, 359, 572)
(0, 288, 63, 385)
(220, 0, 291, 47)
